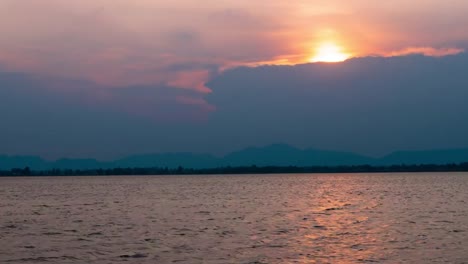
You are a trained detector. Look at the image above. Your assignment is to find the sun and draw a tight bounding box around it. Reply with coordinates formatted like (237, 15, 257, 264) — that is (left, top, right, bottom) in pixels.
(310, 42, 350, 63)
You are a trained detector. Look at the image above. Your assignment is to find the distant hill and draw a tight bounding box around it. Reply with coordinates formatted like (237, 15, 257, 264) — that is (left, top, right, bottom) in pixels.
(377, 149, 468, 165)
(0, 155, 49, 170)
(219, 144, 372, 167)
(113, 153, 218, 169)
(2, 145, 468, 170)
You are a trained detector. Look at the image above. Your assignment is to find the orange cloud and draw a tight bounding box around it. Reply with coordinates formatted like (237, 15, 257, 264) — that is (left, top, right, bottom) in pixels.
(388, 47, 464, 57)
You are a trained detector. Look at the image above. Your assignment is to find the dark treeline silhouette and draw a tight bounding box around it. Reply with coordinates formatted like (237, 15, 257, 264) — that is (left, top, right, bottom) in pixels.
(1, 163, 468, 176)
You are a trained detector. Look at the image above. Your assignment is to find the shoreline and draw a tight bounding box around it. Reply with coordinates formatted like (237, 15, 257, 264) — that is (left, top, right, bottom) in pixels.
(1, 163, 468, 177)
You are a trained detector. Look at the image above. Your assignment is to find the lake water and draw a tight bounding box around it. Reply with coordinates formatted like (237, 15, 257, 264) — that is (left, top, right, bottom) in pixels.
(1, 173, 468, 263)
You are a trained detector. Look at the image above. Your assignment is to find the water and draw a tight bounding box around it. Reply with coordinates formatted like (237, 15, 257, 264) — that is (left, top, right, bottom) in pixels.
(1, 173, 468, 264)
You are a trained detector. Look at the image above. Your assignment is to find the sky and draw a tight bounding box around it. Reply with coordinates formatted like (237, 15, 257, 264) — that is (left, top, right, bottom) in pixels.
(1, 1, 468, 160)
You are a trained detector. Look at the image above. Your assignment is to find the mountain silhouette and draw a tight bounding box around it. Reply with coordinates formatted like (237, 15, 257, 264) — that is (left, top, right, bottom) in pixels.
(2, 145, 468, 170)
(114, 153, 218, 169)
(219, 144, 371, 167)
(376, 149, 468, 165)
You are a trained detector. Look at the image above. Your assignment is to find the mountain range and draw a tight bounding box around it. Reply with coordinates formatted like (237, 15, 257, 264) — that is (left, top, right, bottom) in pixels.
(2, 144, 468, 170)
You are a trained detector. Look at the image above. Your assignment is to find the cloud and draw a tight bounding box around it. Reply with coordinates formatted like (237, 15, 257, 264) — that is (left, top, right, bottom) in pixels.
(388, 47, 464, 57)
(167, 70, 212, 93)
(2, 0, 467, 92)
(205, 53, 468, 156)
(0, 70, 213, 158)
(2, 53, 468, 159)
(1, 1, 468, 159)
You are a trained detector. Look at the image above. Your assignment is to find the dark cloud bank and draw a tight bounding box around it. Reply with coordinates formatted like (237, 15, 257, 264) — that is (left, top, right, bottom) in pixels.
(1, 53, 468, 163)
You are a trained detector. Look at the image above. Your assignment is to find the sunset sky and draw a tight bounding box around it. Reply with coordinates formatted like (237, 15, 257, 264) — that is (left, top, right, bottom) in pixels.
(1, 1, 468, 159)
(1, 1, 467, 86)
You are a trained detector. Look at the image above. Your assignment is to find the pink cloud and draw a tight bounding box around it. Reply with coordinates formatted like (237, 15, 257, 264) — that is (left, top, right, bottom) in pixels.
(167, 70, 212, 93)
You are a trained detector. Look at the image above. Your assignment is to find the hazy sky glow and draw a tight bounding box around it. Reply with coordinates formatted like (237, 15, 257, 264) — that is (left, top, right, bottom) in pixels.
(1, 0, 467, 87)
(1, 1, 468, 159)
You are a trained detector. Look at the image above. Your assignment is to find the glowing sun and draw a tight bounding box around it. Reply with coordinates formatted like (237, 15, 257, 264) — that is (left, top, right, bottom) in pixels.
(310, 42, 350, 63)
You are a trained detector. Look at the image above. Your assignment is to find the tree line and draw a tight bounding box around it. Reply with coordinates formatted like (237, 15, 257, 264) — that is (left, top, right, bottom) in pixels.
(1, 163, 468, 176)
